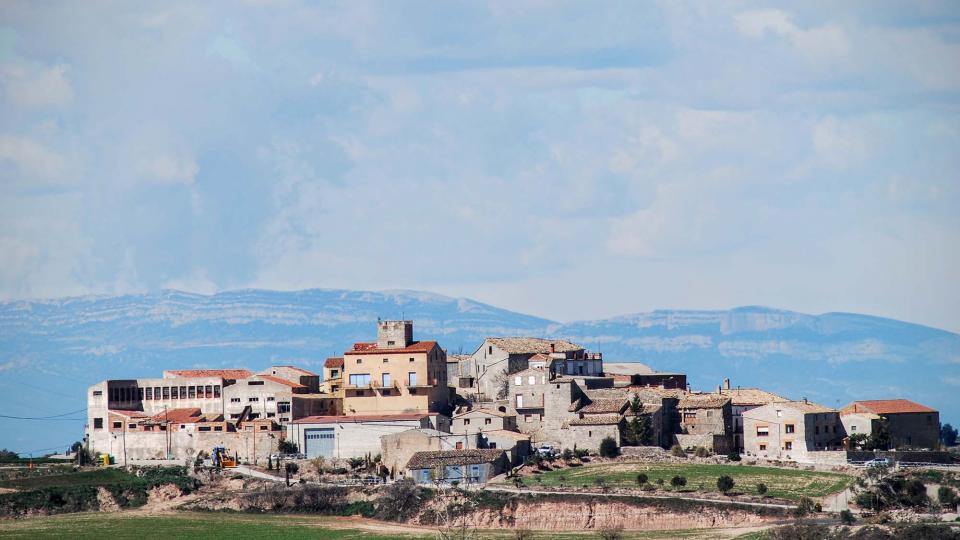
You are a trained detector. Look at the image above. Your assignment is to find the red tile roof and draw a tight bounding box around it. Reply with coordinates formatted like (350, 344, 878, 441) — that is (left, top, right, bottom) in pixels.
(147, 408, 202, 424)
(257, 374, 306, 389)
(108, 409, 148, 419)
(842, 399, 937, 415)
(324, 357, 344, 368)
(292, 413, 437, 424)
(166, 369, 253, 379)
(344, 341, 439, 355)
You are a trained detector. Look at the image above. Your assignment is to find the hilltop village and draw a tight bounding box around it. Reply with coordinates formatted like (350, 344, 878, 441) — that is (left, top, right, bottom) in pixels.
(85, 320, 944, 482)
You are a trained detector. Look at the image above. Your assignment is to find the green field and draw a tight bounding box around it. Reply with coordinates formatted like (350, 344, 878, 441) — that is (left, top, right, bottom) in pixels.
(526, 462, 852, 501)
(0, 512, 746, 539)
(0, 468, 136, 489)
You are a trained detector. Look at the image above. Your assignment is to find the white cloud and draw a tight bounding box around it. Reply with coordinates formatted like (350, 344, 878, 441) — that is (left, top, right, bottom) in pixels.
(1, 62, 74, 108)
(811, 116, 869, 168)
(0, 134, 66, 179)
(162, 268, 219, 295)
(734, 9, 850, 63)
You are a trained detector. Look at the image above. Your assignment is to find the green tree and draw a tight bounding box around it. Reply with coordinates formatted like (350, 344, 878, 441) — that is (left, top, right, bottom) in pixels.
(285, 462, 299, 487)
(278, 440, 299, 454)
(636, 473, 648, 486)
(624, 394, 653, 446)
(866, 418, 891, 450)
(598, 436, 619, 458)
(756, 483, 768, 496)
(938, 486, 957, 506)
(942, 423, 958, 447)
(670, 475, 687, 489)
(717, 475, 735, 494)
(839, 509, 855, 525)
(847, 433, 869, 450)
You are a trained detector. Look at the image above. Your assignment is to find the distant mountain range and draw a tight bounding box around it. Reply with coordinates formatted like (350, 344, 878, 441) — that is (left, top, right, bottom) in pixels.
(1, 288, 957, 453)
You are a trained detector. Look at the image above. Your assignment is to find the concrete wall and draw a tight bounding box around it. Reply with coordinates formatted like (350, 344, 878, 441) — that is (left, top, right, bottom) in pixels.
(286, 417, 445, 460)
(87, 427, 281, 464)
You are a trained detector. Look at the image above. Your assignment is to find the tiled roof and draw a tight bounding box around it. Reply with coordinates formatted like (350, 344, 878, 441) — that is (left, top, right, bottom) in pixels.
(678, 395, 731, 409)
(780, 400, 835, 414)
(166, 369, 253, 379)
(841, 399, 937, 415)
(147, 408, 202, 424)
(454, 408, 511, 419)
(257, 374, 306, 389)
(719, 388, 789, 406)
(602, 362, 655, 375)
(108, 409, 148, 419)
(485, 337, 582, 355)
(292, 413, 435, 424)
(405, 449, 505, 470)
(324, 357, 344, 368)
(569, 414, 622, 426)
(344, 341, 439, 355)
(528, 353, 552, 362)
(578, 398, 628, 414)
(276, 365, 317, 376)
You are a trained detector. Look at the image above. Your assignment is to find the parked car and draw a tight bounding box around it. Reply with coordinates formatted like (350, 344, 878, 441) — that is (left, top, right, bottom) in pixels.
(864, 457, 890, 468)
(536, 444, 556, 458)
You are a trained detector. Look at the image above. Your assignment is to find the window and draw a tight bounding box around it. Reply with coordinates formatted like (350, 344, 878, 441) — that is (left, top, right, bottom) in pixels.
(464, 419, 471, 425)
(383, 358, 389, 363)
(154, 386, 161, 399)
(387, 340, 395, 346)
(128, 423, 136, 429)
(214, 385, 221, 398)
(214, 426, 223, 431)
(93, 390, 103, 396)
(515, 394, 523, 408)
(776, 410, 782, 417)
(205, 385, 212, 397)
(815, 426, 819, 434)
(180, 386, 186, 398)
(112, 421, 122, 429)
(230, 397, 241, 403)
(514, 376, 522, 385)
(407, 372, 417, 386)
(756, 426, 769, 437)
(162, 386, 170, 400)
(785, 424, 795, 434)
(278, 402, 291, 413)
(267, 413, 275, 417)
(409, 357, 415, 362)
(356, 358, 362, 364)
(247, 380, 264, 386)
(382, 373, 391, 387)
(706, 410, 713, 417)
(759, 444, 767, 451)
(488, 346, 492, 355)
(260, 425, 268, 431)
(851, 425, 857, 432)
(267, 396, 275, 401)
(349, 374, 371, 387)
(524, 414, 532, 423)
(456, 441, 463, 450)
(138, 388, 144, 400)
(198, 426, 211, 432)
(249, 397, 259, 402)
(784, 441, 793, 450)
(145, 388, 153, 400)
(331, 369, 339, 378)
(188, 386, 196, 398)
(171, 387, 179, 399)
(528, 375, 536, 385)
(485, 418, 491, 425)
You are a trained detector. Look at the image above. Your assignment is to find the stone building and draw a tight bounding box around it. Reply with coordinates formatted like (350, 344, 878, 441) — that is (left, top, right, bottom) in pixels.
(406, 449, 508, 485)
(603, 362, 687, 390)
(839, 399, 940, 450)
(381, 428, 477, 478)
(470, 337, 598, 400)
(320, 357, 343, 395)
(717, 382, 789, 451)
(742, 400, 843, 462)
(451, 408, 518, 435)
(675, 394, 733, 452)
(341, 320, 450, 416)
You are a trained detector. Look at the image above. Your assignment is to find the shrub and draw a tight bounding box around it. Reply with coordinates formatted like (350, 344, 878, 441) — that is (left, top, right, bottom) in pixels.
(756, 483, 768, 496)
(717, 475, 735, 494)
(636, 473, 648, 485)
(597, 525, 624, 540)
(840, 509, 855, 525)
(670, 445, 686, 458)
(375, 478, 424, 522)
(794, 497, 816, 517)
(727, 452, 741, 462)
(694, 446, 710, 458)
(939, 486, 958, 507)
(574, 448, 590, 459)
(598, 437, 619, 458)
(562, 448, 574, 462)
(277, 440, 298, 454)
(655, 478, 664, 487)
(670, 475, 687, 488)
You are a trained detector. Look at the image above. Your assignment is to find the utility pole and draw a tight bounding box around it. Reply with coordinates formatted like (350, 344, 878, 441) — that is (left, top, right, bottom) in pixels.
(164, 406, 170, 460)
(122, 420, 128, 466)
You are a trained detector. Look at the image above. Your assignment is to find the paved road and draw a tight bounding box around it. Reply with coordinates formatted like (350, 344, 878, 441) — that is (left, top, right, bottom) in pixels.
(234, 465, 285, 482)
(484, 484, 798, 510)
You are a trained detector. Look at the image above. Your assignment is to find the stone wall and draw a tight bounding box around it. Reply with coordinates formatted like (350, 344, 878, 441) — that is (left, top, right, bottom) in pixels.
(88, 428, 281, 464)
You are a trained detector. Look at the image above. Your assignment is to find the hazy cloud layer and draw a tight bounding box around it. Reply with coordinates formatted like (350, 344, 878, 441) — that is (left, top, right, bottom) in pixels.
(0, 2, 958, 330)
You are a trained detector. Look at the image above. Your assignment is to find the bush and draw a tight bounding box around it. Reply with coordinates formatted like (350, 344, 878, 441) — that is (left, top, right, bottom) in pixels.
(717, 475, 735, 494)
(670, 444, 686, 458)
(670, 475, 687, 488)
(597, 525, 624, 540)
(574, 448, 590, 459)
(756, 483, 768, 496)
(636, 473, 648, 485)
(562, 448, 574, 461)
(840, 509, 855, 525)
(598, 437, 619, 458)
(727, 452, 741, 462)
(939, 486, 958, 507)
(794, 496, 816, 517)
(694, 446, 710, 458)
(375, 478, 424, 522)
(277, 440, 298, 454)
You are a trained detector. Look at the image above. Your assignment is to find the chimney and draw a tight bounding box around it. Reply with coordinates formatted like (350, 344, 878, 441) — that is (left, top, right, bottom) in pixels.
(550, 343, 555, 353)
(803, 397, 808, 404)
(716, 385, 722, 394)
(723, 378, 731, 391)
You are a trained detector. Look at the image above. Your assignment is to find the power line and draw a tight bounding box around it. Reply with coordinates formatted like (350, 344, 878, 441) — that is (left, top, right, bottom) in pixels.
(0, 407, 87, 420)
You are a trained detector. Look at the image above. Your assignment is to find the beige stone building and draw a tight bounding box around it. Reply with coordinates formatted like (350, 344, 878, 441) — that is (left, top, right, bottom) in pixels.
(717, 383, 789, 451)
(321, 357, 343, 395)
(451, 408, 518, 435)
(675, 394, 733, 452)
(381, 428, 478, 478)
(742, 400, 843, 462)
(341, 320, 450, 416)
(471, 337, 601, 400)
(839, 399, 940, 450)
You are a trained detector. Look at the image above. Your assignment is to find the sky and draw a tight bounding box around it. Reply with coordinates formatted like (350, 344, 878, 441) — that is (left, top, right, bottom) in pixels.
(1, 1, 959, 332)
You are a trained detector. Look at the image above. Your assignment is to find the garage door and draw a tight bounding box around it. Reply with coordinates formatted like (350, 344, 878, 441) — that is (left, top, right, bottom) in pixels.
(304, 428, 335, 458)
